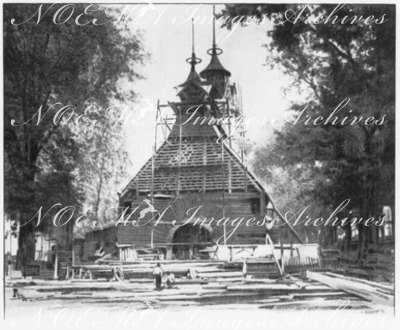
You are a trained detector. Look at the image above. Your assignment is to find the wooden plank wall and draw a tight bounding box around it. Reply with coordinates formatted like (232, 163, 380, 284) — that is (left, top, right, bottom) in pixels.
(117, 193, 271, 248)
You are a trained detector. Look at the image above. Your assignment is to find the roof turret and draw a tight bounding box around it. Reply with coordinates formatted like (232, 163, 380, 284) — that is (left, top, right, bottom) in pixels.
(200, 6, 231, 79)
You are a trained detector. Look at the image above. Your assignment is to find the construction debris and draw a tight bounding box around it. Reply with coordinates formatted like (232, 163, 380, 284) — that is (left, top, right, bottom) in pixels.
(6, 265, 393, 312)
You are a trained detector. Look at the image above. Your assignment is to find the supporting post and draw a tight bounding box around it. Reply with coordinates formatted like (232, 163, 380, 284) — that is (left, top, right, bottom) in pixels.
(10, 230, 13, 276)
(260, 190, 265, 216)
(53, 245, 59, 280)
(150, 101, 159, 249)
(266, 234, 283, 276)
(71, 238, 75, 279)
(280, 240, 285, 273)
(203, 142, 207, 193)
(221, 139, 226, 244)
(244, 167, 248, 192)
(226, 99, 232, 148)
(177, 104, 182, 195)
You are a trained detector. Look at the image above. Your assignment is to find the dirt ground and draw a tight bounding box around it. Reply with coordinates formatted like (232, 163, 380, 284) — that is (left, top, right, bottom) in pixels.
(4, 276, 394, 330)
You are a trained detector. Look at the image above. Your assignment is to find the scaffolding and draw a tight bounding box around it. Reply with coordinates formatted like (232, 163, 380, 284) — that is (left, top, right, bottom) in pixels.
(148, 90, 246, 248)
(154, 92, 245, 154)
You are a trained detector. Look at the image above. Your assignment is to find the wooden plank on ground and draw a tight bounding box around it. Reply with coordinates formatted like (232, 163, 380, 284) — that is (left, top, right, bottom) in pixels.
(325, 272, 394, 293)
(259, 298, 373, 310)
(306, 271, 394, 306)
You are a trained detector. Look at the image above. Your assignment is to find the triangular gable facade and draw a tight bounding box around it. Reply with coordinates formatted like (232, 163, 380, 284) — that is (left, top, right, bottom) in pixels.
(116, 24, 301, 260)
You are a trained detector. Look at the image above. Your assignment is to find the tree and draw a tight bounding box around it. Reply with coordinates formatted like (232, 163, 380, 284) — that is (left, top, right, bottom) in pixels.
(253, 138, 327, 244)
(222, 4, 395, 250)
(73, 104, 131, 225)
(4, 3, 146, 267)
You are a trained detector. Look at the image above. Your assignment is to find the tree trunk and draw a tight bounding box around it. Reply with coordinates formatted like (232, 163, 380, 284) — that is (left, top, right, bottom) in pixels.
(16, 222, 36, 274)
(16, 158, 38, 271)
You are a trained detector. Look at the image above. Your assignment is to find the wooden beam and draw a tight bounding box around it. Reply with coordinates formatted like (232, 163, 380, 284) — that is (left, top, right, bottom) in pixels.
(325, 272, 394, 294)
(273, 205, 303, 244)
(266, 234, 283, 276)
(260, 190, 265, 216)
(306, 271, 394, 306)
(53, 246, 59, 280)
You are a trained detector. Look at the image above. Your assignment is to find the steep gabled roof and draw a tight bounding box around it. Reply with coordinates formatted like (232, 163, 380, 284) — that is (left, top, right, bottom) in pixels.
(121, 132, 260, 198)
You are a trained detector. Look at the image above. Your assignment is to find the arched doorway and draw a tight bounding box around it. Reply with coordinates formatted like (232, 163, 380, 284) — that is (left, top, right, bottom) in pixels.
(172, 224, 212, 260)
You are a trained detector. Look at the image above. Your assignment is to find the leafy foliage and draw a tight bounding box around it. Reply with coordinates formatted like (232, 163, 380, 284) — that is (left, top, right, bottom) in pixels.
(4, 4, 146, 266)
(222, 4, 395, 248)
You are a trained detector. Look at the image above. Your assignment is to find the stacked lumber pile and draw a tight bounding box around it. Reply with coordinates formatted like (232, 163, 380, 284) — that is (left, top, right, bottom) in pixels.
(73, 261, 233, 281)
(8, 273, 378, 311)
(244, 259, 279, 278)
(306, 271, 394, 306)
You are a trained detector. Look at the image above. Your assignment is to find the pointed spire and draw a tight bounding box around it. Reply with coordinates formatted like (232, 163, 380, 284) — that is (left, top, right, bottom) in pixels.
(180, 19, 202, 86)
(200, 6, 231, 79)
(212, 5, 216, 51)
(192, 17, 196, 54)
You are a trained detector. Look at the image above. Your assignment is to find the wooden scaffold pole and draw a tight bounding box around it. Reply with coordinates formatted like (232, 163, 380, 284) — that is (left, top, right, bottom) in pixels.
(178, 104, 182, 196)
(221, 136, 226, 245)
(150, 100, 160, 249)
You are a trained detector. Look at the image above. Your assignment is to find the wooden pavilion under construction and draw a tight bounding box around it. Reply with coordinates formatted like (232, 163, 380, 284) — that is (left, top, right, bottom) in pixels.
(116, 19, 302, 262)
